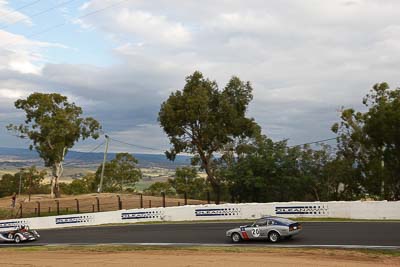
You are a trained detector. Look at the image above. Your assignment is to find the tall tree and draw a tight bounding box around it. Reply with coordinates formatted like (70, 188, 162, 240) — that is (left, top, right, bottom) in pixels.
(169, 167, 208, 199)
(59, 173, 97, 195)
(144, 182, 175, 196)
(221, 135, 314, 202)
(7, 93, 101, 198)
(332, 83, 400, 200)
(0, 166, 46, 198)
(95, 153, 142, 192)
(159, 71, 259, 203)
(220, 132, 363, 202)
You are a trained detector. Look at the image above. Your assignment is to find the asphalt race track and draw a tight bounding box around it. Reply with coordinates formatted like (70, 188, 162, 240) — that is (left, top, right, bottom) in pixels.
(2, 222, 400, 248)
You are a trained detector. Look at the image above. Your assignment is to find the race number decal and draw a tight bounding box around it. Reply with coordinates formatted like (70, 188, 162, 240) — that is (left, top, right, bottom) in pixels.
(251, 228, 260, 237)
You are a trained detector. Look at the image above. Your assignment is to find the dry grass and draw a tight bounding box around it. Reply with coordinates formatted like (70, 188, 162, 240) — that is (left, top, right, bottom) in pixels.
(0, 193, 207, 219)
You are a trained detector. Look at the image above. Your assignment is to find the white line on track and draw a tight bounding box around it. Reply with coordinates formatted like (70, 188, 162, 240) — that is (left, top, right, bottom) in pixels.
(1, 243, 400, 250)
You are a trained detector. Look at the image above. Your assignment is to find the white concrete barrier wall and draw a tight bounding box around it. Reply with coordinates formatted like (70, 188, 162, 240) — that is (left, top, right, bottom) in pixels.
(0, 201, 398, 231)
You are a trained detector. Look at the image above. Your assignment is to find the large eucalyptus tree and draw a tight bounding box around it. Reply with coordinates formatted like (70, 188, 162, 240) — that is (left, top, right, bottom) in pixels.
(8, 93, 101, 198)
(332, 83, 400, 200)
(159, 71, 260, 203)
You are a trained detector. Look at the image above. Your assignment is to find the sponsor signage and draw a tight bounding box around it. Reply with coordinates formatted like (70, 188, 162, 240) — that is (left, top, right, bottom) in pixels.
(275, 205, 328, 215)
(195, 208, 240, 217)
(121, 211, 163, 220)
(0, 220, 28, 229)
(55, 215, 94, 225)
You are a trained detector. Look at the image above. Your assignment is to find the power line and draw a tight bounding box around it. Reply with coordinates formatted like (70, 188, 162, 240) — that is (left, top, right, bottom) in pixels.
(0, 0, 42, 26)
(63, 140, 106, 166)
(0, 0, 130, 50)
(77, 0, 129, 21)
(1, 0, 76, 30)
(70, 140, 106, 156)
(289, 137, 337, 148)
(110, 135, 338, 153)
(8, 0, 41, 13)
(86, 141, 106, 153)
(108, 137, 161, 152)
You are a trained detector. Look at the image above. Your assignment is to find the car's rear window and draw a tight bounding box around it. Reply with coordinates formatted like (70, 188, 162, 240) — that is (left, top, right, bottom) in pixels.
(273, 218, 295, 225)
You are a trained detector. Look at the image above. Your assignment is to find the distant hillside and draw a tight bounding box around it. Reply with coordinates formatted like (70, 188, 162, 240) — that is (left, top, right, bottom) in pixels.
(0, 147, 191, 169)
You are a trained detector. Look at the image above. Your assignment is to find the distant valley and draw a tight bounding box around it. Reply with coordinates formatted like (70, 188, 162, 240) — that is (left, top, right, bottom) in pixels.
(0, 147, 191, 169)
(0, 147, 192, 186)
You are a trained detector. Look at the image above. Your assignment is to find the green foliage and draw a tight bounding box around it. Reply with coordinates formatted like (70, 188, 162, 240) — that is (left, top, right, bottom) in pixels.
(0, 208, 14, 220)
(220, 133, 366, 202)
(59, 174, 97, 195)
(159, 71, 260, 203)
(217, 81, 400, 202)
(0, 166, 47, 197)
(143, 168, 209, 199)
(144, 182, 175, 196)
(168, 167, 209, 199)
(7, 93, 101, 197)
(333, 83, 400, 200)
(0, 174, 19, 198)
(221, 135, 304, 202)
(95, 153, 142, 192)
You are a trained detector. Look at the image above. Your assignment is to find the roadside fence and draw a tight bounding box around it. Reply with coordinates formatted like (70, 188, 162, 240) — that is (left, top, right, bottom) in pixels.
(14, 193, 210, 219)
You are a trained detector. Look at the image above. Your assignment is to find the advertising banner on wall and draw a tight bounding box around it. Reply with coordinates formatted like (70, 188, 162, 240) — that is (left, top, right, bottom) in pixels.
(0, 201, 398, 230)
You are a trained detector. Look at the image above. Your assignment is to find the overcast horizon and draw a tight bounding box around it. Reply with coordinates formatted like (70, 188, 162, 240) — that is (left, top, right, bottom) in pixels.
(1, 0, 399, 154)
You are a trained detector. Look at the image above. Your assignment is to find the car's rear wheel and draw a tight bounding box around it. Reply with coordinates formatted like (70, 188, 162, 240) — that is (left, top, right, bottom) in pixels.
(14, 235, 21, 244)
(268, 231, 280, 243)
(231, 232, 241, 243)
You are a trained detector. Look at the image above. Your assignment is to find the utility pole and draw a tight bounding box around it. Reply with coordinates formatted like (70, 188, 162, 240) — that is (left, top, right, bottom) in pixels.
(98, 135, 110, 193)
(381, 145, 386, 200)
(28, 171, 32, 202)
(18, 168, 24, 198)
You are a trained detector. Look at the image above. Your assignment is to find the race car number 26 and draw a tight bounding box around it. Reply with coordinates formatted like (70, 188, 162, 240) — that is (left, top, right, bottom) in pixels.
(251, 228, 260, 237)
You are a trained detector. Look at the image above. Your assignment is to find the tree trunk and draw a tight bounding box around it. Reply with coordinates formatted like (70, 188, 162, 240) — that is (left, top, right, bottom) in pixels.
(203, 164, 220, 204)
(312, 187, 320, 201)
(211, 182, 221, 204)
(50, 148, 66, 198)
(28, 173, 32, 202)
(50, 176, 55, 199)
(51, 162, 63, 198)
(198, 151, 220, 204)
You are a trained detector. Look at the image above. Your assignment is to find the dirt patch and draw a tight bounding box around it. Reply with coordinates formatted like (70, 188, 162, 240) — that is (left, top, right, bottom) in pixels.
(1, 248, 399, 267)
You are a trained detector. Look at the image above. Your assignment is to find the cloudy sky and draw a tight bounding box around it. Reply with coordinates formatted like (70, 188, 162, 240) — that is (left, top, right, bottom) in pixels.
(0, 0, 399, 153)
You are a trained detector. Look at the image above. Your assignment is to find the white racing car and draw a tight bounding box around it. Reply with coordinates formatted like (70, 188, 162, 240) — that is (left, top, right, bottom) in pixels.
(226, 216, 302, 243)
(0, 225, 40, 243)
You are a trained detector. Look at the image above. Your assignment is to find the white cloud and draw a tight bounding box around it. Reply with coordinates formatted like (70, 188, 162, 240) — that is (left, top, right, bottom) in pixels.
(0, 88, 29, 100)
(106, 124, 169, 153)
(115, 9, 190, 45)
(210, 12, 280, 34)
(71, 18, 94, 30)
(0, 0, 32, 26)
(0, 30, 67, 74)
(2, 0, 400, 149)
(77, 1, 191, 46)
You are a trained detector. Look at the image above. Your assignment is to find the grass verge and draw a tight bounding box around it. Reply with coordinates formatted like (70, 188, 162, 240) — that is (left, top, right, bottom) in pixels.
(92, 217, 400, 226)
(2, 245, 400, 258)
